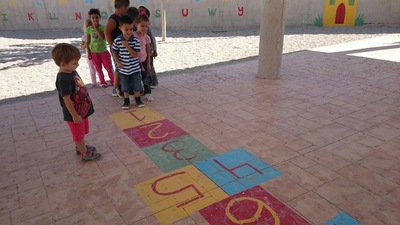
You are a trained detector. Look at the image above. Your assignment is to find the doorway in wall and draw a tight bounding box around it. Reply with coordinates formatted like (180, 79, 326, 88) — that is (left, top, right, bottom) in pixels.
(335, 3, 345, 24)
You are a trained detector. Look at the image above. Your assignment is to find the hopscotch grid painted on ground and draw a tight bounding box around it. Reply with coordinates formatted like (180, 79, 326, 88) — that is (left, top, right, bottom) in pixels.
(109, 107, 360, 225)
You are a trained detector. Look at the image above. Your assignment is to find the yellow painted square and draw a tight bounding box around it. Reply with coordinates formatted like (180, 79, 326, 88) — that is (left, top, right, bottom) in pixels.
(154, 204, 189, 225)
(135, 165, 229, 225)
(109, 107, 164, 129)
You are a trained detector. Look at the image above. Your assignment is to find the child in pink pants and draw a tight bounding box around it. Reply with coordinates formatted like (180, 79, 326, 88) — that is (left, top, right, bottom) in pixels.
(86, 8, 114, 87)
(81, 19, 97, 87)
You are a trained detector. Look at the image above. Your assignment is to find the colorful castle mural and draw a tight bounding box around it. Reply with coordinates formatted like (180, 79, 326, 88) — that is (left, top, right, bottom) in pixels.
(321, 0, 362, 26)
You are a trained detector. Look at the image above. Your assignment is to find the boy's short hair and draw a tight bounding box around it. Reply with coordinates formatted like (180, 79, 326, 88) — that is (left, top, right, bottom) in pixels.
(119, 15, 134, 26)
(114, 0, 129, 9)
(88, 8, 100, 16)
(51, 43, 81, 67)
(127, 7, 139, 20)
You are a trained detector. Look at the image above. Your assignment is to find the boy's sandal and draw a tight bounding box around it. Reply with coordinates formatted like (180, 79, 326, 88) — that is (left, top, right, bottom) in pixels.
(75, 145, 97, 155)
(81, 152, 102, 162)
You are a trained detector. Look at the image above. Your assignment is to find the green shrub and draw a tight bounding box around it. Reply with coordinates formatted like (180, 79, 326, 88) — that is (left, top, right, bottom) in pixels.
(314, 15, 323, 27)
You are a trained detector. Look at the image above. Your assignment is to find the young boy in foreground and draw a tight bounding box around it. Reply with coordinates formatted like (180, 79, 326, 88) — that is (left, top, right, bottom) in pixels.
(52, 43, 101, 162)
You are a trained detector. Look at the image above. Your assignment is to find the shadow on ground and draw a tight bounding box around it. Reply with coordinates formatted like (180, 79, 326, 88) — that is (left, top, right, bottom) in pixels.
(1, 38, 399, 106)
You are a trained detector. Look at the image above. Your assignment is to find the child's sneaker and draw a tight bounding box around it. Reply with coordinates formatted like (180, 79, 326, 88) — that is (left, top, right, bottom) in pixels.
(81, 150, 101, 162)
(135, 97, 145, 108)
(122, 98, 130, 110)
(146, 93, 154, 102)
(112, 88, 118, 97)
(150, 81, 158, 89)
(129, 95, 135, 105)
(75, 145, 96, 155)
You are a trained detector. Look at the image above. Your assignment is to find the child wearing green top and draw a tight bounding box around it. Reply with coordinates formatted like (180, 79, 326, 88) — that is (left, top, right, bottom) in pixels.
(86, 8, 114, 88)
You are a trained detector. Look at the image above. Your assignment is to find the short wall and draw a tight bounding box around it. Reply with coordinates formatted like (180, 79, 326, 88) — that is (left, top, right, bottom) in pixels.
(0, 0, 398, 31)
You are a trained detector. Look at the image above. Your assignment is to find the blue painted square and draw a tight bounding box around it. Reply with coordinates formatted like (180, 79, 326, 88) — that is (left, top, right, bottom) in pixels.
(323, 212, 363, 225)
(221, 181, 248, 196)
(194, 148, 281, 196)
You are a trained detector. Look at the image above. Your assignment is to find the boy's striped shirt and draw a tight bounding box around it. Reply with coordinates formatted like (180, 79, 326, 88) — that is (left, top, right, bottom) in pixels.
(112, 34, 141, 75)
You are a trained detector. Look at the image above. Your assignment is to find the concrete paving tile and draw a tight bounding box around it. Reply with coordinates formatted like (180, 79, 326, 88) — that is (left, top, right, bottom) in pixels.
(384, 187, 400, 208)
(338, 163, 398, 197)
(382, 163, 400, 185)
(305, 148, 351, 171)
(260, 176, 308, 203)
(289, 155, 318, 169)
(300, 130, 336, 147)
(75, 179, 111, 208)
(332, 141, 376, 163)
(0, 213, 11, 225)
(314, 177, 364, 205)
(359, 151, 400, 174)
(98, 157, 130, 176)
(288, 191, 340, 225)
(188, 211, 210, 225)
(0, 185, 17, 199)
(1, 167, 41, 189)
(284, 139, 314, 152)
(305, 164, 340, 183)
(376, 139, 400, 160)
(10, 200, 50, 224)
(358, 216, 387, 225)
(339, 189, 398, 225)
(170, 216, 197, 225)
(258, 145, 300, 166)
(18, 185, 47, 207)
(366, 124, 400, 141)
(41, 164, 77, 192)
(47, 187, 82, 221)
(334, 115, 375, 131)
(89, 200, 126, 225)
(128, 215, 161, 225)
(276, 162, 324, 191)
(0, 192, 19, 215)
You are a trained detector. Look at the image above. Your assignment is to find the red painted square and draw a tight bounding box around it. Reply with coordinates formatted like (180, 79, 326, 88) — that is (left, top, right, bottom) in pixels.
(123, 119, 188, 148)
(200, 186, 311, 225)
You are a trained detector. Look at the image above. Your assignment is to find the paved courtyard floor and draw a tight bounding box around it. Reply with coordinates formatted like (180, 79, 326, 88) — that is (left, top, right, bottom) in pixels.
(1, 35, 400, 225)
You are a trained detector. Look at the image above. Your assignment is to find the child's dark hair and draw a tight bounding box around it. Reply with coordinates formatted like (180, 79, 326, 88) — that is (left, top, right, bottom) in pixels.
(115, 0, 130, 9)
(127, 7, 139, 20)
(135, 14, 149, 24)
(119, 15, 133, 26)
(138, 6, 150, 17)
(51, 43, 81, 67)
(88, 8, 100, 16)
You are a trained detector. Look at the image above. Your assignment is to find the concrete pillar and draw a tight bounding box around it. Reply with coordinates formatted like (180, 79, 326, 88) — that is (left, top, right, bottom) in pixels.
(257, 0, 286, 79)
(161, 0, 167, 41)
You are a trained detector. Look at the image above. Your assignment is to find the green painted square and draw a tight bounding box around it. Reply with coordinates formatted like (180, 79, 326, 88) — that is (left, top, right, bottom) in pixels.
(329, 0, 335, 5)
(142, 135, 217, 173)
(349, 0, 355, 6)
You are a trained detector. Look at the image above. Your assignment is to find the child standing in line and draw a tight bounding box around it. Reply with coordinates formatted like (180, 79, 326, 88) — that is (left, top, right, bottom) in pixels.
(112, 15, 145, 110)
(86, 8, 114, 88)
(81, 19, 97, 88)
(133, 14, 154, 102)
(138, 6, 158, 88)
(105, 0, 130, 97)
(52, 43, 101, 162)
(127, 6, 139, 23)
